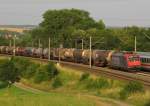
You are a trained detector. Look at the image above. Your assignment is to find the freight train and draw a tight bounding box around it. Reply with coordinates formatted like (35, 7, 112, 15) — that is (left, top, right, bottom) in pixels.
(0, 46, 142, 71)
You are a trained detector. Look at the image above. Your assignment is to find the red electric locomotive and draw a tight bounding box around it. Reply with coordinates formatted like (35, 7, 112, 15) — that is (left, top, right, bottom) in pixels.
(109, 52, 141, 71)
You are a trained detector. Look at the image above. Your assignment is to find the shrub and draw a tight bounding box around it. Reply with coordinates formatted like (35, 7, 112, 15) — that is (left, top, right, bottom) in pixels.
(123, 81, 144, 93)
(52, 77, 62, 89)
(79, 73, 89, 81)
(0, 81, 9, 89)
(11, 57, 31, 77)
(34, 66, 49, 83)
(86, 77, 109, 89)
(24, 63, 40, 79)
(96, 78, 109, 88)
(0, 58, 20, 86)
(120, 81, 144, 100)
(45, 62, 59, 79)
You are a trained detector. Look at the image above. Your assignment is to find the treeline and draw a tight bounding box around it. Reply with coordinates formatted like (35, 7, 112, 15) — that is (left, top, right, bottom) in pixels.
(0, 30, 21, 46)
(3, 9, 150, 51)
(0, 30, 20, 36)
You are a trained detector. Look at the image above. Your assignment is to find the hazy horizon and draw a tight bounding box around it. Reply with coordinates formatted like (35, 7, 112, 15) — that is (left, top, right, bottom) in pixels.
(0, 0, 150, 27)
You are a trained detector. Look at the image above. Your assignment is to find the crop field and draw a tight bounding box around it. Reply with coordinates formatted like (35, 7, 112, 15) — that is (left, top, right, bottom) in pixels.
(0, 27, 26, 33)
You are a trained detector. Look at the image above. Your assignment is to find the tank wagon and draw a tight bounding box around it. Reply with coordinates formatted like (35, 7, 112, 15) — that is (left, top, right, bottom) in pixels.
(64, 48, 75, 61)
(92, 50, 110, 67)
(24, 47, 33, 57)
(81, 49, 91, 64)
(43, 48, 49, 59)
(51, 48, 67, 60)
(80, 50, 112, 66)
(5, 46, 13, 55)
(34, 48, 43, 58)
(0, 46, 7, 54)
(73, 49, 83, 63)
(16, 47, 25, 56)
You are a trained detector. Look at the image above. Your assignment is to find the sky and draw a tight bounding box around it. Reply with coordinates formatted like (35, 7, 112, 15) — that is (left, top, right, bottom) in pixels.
(0, 0, 150, 27)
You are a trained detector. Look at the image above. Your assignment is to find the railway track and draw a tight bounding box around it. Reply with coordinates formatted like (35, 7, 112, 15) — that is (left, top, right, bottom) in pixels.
(59, 61, 150, 88)
(0, 54, 150, 88)
(136, 71, 150, 77)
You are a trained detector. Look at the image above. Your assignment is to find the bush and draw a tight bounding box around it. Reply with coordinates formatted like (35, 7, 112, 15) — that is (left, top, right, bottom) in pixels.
(120, 81, 144, 100)
(79, 73, 89, 81)
(0, 81, 9, 89)
(45, 62, 59, 79)
(11, 57, 31, 77)
(123, 81, 144, 93)
(0, 58, 20, 86)
(86, 77, 109, 89)
(52, 77, 62, 89)
(24, 63, 40, 79)
(34, 66, 49, 83)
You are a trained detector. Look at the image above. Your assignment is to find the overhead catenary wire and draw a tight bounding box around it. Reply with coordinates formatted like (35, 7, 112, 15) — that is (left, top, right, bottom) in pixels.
(143, 33, 150, 40)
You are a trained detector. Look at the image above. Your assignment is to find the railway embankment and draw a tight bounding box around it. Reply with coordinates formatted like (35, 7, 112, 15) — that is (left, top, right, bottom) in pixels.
(0, 56, 150, 106)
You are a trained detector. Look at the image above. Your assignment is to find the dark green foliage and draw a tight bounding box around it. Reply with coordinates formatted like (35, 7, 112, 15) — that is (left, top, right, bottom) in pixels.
(23, 63, 39, 79)
(52, 77, 62, 89)
(79, 73, 89, 81)
(125, 81, 144, 93)
(17, 33, 33, 47)
(86, 78, 109, 89)
(120, 81, 144, 100)
(144, 100, 150, 106)
(11, 57, 31, 77)
(0, 57, 59, 84)
(0, 37, 9, 46)
(0, 81, 9, 89)
(28, 9, 99, 48)
(34, 66, 49, 83)
(33, 62, 58, 83)
(0, 29, 21, 46)
(0, 58, 20, 86)
(40, 9, 97, 33)
(45, 62, 59, 79)
(97, 20, 105, 30)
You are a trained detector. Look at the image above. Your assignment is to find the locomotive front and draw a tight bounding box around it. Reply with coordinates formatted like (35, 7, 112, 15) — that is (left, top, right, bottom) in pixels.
(125, 53, 141, 70)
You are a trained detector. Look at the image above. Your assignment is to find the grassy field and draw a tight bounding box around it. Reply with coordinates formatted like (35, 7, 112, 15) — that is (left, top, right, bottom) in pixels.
(0, 56, 150, 106)
(0, 86, 103, 106)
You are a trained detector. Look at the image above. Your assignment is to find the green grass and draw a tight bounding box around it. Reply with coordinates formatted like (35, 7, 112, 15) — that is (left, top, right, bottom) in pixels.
(0, 56, 150, 106)
(0, 86, 97, 106)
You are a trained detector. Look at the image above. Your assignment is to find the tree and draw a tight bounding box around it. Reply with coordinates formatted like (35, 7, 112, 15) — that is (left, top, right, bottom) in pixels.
(0, 37, 9, 46)
(39, 9, 97, 41)
(17, 9, 149, 51)
(0, 58, 20, 87)
(97, 20, 105, 30)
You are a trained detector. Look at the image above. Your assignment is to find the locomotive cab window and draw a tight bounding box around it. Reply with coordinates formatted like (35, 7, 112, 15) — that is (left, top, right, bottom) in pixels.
(128, 56, 139, 62)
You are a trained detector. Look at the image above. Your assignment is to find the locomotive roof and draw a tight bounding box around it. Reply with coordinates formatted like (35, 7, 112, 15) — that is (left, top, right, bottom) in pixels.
(112, 52, 125, 56)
